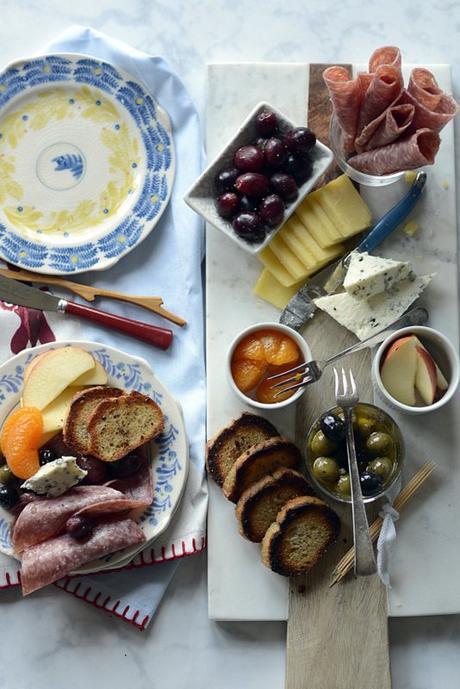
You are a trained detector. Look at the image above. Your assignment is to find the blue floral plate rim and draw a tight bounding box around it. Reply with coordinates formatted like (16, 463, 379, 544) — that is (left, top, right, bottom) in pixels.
(0, 52, 176, 275)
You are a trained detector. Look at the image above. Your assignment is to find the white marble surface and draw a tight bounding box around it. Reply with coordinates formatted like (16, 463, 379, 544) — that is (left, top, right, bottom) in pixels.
(0, 1, 460, 688)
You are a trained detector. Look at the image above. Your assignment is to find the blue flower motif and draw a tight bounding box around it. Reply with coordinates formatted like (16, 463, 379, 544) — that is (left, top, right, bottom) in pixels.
(52, 153, 84, 179)
(74, 58, 121, 94)
(47, 244, 99, 272)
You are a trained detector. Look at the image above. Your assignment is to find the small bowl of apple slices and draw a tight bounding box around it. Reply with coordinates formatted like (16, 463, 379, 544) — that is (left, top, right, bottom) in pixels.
(373, 326, 460, 414)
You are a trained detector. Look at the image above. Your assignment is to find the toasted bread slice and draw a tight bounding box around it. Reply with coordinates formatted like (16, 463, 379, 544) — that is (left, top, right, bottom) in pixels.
(235, 468, 314, 542)
(222, 437, 301, 503)
(88, 391, 164, 461)
(261, 496, 340, 576)
(63, 386, 123, 454)
(206, 412, 278, 487)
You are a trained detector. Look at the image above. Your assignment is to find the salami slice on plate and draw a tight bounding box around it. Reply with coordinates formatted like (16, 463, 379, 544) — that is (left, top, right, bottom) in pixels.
(398, 88, 459, 133)
(323, 66, 362, 151)
(348, 128, 440, 175)
(21, 519, 146, 596)
(12, 485, 126, 552)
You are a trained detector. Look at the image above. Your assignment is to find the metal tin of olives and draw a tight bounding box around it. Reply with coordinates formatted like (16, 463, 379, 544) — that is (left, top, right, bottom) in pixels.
(305, 402, 404, 505)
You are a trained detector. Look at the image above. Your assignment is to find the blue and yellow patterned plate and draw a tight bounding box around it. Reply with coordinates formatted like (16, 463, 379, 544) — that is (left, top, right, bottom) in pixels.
(0, 54, 175, 274)
(0, 341, 189, 574)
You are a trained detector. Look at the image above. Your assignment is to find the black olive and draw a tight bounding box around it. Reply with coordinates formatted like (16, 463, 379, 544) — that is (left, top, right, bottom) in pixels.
(360, 471, 383, 496)
(0, 484, 20, 510)
(39, 448, 56, 466)
(320, 414, 346, 443)
(108, 453, 143, 479)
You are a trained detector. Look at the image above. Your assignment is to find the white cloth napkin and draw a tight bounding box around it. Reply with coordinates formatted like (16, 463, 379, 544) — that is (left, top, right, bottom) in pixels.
(376, 503, 400, 587)
(0, 25, 207, 629)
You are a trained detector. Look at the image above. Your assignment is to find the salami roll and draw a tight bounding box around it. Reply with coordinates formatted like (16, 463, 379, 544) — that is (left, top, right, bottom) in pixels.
(408, 68, 443, 110)
(357, 72, 374, 97)
(323, 66, 362, 151)
(398, 88, 459, 134)
(348, 128, 440, 175)
(105, 459, 154, 506)
(21, 518, 146, 595)
(368, 46, 401, 72)
(363, 104, 415, 150)
(357, 65, 403, 135)
(12, 485, 126, 552)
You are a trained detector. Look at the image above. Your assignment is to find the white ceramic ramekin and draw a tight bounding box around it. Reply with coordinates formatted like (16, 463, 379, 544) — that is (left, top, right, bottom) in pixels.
(226, 321, 311, 410)
(372, 325, 460, 415)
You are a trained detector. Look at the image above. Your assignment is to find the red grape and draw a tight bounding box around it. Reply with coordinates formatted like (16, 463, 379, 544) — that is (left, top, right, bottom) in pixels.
(256, 110, 278, 137)
(259, 194, 285, 227)
(214, 167, 239, 194)
(239, 195, 259, 213)
(216, 192, 240, 219)
(270, 173, 298, 202)
(264, 137, 287, 168)
(233, 145, 264, 172)
(66, 515, 94, 541)
(284, 127, 316, 154)
(235, 173, 270, 198)
(233, 213, 265, 242)
(76, 455, 107, 484)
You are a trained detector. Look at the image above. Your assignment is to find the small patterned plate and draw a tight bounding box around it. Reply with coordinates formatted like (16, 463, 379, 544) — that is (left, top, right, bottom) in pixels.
(0, 341, 189, 574)
(0, 54, 175, 274)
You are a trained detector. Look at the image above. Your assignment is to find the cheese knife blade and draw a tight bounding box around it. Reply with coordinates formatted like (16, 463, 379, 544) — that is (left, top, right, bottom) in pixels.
(280, 171, 427, 330)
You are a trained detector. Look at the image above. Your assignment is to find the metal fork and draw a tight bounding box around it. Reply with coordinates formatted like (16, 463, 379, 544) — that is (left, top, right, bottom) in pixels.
(268, 306, 428, 398)
(334, 368, 377, 576)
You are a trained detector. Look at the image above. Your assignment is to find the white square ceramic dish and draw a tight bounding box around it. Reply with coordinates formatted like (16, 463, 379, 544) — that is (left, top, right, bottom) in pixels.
(184, 101, 334, 254)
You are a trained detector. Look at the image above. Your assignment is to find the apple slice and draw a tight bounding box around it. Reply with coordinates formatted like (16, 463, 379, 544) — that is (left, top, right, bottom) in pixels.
(380, 336, 418, 405)
(41, 385, 86, 433)
(22, 347, 95, 411)
(412, 336, 449, 392)
(414, 345, 438, 405)
(71, 360, 108, 386)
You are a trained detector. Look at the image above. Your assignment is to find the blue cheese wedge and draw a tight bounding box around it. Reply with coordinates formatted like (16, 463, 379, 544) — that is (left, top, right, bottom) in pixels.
(314, 274, 434, 340)
(343, 252, 413, 299)
(21, 456, 87, 498)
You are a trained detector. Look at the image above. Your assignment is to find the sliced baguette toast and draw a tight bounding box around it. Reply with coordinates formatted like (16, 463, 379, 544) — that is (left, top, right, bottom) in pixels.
(235, 468, 313, 542)
(88, 391, 164, 461)
(63, 386, 123, 454)
(261, 496, 340, 576)
(222, 437, 301, 503)
(206, 412, 278, 487)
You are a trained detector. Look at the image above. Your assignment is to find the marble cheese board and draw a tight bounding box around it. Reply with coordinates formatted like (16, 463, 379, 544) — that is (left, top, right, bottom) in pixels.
(206, 62, 460, 621)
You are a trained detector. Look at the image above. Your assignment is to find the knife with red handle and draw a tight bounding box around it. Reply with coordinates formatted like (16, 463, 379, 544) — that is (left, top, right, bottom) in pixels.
(0, 274, 173, 350)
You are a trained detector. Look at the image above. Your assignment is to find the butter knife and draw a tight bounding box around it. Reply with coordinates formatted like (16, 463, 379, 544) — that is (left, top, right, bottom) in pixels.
(0, 274, 173, 349)
(280, 170, 427, 330)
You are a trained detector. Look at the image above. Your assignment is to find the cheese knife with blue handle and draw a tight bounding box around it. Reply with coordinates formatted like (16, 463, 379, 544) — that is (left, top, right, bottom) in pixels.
(280, 170, 427, 330)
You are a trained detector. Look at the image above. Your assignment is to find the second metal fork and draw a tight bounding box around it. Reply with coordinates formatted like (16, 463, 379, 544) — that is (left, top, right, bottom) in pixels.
(334, 368, 377, 577)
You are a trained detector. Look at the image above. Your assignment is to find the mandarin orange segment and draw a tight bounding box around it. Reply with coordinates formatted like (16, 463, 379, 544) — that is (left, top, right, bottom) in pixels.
(259, 330, 300, 366)
(233, 334, 266, 363)
(0, 407, 43, 480)
(256, 376, 295, 404)
(231, 359, 267, 393)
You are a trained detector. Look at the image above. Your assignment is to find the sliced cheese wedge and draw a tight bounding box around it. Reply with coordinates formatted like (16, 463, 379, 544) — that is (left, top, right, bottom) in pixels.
(254, 269, 305, 310)
(343, 251, 413, 299)
(40, 385, 86, 433)
(315, 175, 372, 240)
(314, 274, 434, 341)
(295, 197, 342, 248)
(258, 247, 300, 287)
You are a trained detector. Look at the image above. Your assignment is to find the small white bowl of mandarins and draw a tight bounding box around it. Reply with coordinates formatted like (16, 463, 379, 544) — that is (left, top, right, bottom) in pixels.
(226, 322, 311, 410)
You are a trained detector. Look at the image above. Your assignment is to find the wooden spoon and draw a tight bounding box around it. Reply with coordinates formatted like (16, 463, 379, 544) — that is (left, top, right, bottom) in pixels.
(0, 268, 186, 326)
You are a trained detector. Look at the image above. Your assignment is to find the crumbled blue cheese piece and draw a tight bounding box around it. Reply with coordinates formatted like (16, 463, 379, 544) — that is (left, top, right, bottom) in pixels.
(314, 274, 434, 340)
(21, 456, 87, 498)
(343, 252, 413, 299)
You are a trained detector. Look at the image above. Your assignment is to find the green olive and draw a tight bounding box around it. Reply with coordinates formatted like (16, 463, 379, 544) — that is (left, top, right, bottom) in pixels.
(0, 465, 13, 484)
(312, 456, 339, 483)
(366, 431, 393, 455)
(310, 430, 336, 457)
(367, 457, 393, 480)
(353, 414, 376, 437)
(336, 474, 351, 496)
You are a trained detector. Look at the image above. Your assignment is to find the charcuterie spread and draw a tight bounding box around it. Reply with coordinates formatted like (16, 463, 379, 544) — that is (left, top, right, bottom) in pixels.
(324, 46, 459, 175)
(0, 346, 163, 595)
